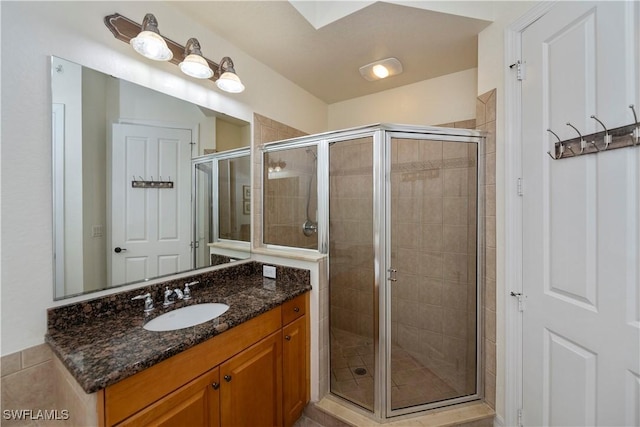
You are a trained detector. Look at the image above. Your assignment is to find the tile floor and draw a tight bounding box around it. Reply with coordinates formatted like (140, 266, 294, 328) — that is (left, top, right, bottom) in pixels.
(330, 328, 458, 411)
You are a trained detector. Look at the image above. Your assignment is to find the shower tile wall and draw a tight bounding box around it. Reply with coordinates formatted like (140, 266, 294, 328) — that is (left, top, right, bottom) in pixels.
(475, 89, 497, 408)
(390, 122, 477, 396)
(252, 113, 307, 248)
(329, 138, 374, 338)
(263, 148, 318, 249)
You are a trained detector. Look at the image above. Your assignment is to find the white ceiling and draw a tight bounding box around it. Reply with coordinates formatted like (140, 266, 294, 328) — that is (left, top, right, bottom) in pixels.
(169, 1, 493, 104)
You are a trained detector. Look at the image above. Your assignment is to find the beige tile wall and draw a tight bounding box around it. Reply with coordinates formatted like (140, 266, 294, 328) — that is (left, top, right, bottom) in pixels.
(476, 89, 497, 408)
(328, 137, 375, 338)
(252, 113, 308, 249)
(1, 344, 56, 426)
(390, 119, 478, 395)
(263, 147, 318, 249)
(1, 345, 97, 426)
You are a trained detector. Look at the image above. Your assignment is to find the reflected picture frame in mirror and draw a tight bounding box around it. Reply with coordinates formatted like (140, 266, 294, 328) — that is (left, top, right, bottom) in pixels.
(50, 56, 251, 300)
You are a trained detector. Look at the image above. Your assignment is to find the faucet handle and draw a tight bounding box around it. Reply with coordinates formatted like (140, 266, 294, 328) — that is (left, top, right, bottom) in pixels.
(163, 286, 176, 307)
(131, 293, 154, 313)
(183, 281, 199, 300)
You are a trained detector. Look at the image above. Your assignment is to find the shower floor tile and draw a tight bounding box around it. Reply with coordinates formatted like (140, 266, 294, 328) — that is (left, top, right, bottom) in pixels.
(330, 327, 458, 411)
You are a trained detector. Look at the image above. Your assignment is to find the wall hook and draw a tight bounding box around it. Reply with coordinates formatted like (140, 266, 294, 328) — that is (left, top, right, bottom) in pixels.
(546, 129, 567, 159)
(566, 122, 594, 152)
(591, 115, 612, 149)
(630, 105, 639, 145)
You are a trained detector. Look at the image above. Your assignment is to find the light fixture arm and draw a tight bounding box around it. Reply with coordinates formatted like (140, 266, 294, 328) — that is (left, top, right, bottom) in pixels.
(184, 38, 203, 58)
(217, 56, 236, 77)
(140, 13, 160, 34)
(104, 13, 222, 82)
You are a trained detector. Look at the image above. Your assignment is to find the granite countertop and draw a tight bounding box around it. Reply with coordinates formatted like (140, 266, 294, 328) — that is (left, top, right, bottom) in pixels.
(45, 262, 311, 394)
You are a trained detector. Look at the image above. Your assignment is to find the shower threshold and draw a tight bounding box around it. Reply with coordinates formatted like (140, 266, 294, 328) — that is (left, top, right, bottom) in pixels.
(307, 396, 494, 427)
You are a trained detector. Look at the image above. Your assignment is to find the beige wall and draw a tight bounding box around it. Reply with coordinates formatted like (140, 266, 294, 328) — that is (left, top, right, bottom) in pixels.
(216, 119, 249, 153)
(327, 68, 478, 130)
(0, 1, 327, 355)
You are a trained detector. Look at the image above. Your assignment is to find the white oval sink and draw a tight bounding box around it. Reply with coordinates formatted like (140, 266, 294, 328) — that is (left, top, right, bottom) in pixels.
(144, 303, 229, 332)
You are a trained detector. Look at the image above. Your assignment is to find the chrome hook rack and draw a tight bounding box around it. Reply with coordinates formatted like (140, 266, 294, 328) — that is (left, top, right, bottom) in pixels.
(131, 175, 174, 189)
(630, 104, 639, 145)
(547, 105, 640, 160)
(547, 129, 570, 159)
(591, 115, 611, 149)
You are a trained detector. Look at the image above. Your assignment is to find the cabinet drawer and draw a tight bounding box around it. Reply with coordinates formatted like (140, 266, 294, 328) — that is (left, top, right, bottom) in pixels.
(281, 294, 306, 325)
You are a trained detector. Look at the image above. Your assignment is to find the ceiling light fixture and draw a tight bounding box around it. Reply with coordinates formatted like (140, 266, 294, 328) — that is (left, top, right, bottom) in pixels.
(359, 57, 403, 81)
(129, 14, 173, 61)
(179, 38, 213, 79)
(215, 57, 245, 93)
(104, 13, 245, 94)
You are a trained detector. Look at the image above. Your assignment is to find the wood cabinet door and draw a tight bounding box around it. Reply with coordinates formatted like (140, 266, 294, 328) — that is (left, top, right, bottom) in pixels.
(116, 367, 220, 427)
(220, 331, 283, 427)
(282, 315, 308, 427)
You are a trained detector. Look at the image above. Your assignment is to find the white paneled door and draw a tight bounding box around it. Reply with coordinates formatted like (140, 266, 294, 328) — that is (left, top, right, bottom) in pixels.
(521, 2, 639, 426)
(111, 124, 192, 286)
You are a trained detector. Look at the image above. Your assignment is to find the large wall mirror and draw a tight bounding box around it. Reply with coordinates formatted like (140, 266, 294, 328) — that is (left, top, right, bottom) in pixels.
(51, 56, 251, 300)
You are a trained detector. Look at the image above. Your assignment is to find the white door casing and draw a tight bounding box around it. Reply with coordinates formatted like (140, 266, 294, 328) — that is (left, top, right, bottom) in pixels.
(519, 2, 640, 426)
(111, 123, 192, 286)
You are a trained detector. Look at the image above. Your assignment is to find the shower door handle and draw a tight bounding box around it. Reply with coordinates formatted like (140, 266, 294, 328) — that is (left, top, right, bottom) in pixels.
(387, 268, 397, 282)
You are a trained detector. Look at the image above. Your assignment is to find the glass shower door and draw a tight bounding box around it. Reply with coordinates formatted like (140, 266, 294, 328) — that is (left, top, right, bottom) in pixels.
(328, 135, 376, 411)
(387, 134, 479, 413)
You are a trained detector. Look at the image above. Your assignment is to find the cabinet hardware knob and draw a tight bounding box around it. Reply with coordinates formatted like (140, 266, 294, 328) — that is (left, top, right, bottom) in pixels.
(211, 382, 220, 390)
(224, 375, 232, 382)
(285, 335, 291, 341)
(293, 307, 300, 312)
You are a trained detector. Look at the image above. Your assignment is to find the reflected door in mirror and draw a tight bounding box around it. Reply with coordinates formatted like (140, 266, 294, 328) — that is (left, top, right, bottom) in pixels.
(111, 124, 192, 285)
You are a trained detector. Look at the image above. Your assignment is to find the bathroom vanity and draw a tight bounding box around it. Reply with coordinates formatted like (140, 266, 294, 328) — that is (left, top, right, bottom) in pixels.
(46, 262, 311, 427)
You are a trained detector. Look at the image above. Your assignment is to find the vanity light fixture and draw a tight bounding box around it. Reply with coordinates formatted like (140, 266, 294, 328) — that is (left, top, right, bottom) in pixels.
(179, 38, 213, 79)
(129, 14, 173, 61)
(215, 57, 245, 93)
(359, 57, 403, 81)
(104, 13, 245, 94)
(267, 159, 287, 173)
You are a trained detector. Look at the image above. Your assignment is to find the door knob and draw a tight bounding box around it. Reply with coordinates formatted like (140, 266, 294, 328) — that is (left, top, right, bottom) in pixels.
(211, 382, 220, 390)
(224, 375, 232, 382)
(114, 247, 127, 253)
(285, 335, 291, 341)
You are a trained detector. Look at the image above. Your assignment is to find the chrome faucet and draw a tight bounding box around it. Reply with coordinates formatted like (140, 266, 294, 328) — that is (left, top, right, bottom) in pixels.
(131, 293, 154, 313)
(183, 281, 199, 300)
(163, 287, 184, 307)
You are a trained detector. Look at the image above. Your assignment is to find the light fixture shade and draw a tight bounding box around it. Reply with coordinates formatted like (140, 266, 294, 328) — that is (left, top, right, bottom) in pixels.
(180, 54, 214, 78)
(215, 57, 244, 93)
(216, 71, 245, 93)
(179, 38, 213, 79)
(129, 14, 172, 61)
(359, 57, 403, 81)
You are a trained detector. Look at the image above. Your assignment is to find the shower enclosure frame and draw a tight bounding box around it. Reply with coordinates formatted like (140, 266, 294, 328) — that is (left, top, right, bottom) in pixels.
(191, 147, 251, 267)
(260, 123, 486, 421)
